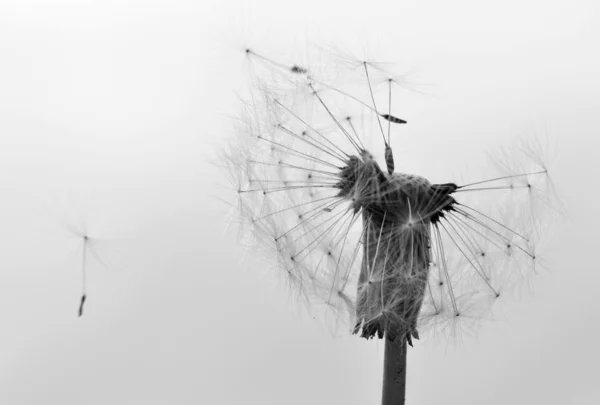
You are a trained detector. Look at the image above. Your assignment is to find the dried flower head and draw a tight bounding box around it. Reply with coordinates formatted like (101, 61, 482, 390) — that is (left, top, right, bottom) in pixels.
(222, 46, 558, 345)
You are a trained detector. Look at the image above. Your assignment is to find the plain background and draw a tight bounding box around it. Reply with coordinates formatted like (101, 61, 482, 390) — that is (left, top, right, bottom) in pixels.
(0, 1, 598, 404)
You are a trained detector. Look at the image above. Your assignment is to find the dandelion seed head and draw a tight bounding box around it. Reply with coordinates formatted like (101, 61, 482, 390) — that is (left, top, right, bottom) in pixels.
(223, 45, 559, 344)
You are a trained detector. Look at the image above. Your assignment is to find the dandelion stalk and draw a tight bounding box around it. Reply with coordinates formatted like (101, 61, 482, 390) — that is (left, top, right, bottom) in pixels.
(382, 338, 407, 405)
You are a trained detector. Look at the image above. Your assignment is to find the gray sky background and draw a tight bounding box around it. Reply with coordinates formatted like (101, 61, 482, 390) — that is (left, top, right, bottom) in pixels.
(1, 1, 599, 404)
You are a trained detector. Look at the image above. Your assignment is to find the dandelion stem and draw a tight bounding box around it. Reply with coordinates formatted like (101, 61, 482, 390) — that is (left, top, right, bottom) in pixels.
(382, 338, 407, 405)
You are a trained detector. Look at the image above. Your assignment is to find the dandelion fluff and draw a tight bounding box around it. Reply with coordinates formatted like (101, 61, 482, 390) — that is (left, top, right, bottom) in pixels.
(223, 47, 557, 347)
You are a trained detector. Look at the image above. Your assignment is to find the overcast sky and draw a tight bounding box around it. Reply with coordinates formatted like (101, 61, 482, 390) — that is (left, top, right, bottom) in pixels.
(1, 1, 599, 404)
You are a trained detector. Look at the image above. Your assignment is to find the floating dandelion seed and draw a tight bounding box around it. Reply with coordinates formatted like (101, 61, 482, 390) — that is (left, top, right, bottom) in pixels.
(40, 191, 133, 318)
(223, 47, 558, 404)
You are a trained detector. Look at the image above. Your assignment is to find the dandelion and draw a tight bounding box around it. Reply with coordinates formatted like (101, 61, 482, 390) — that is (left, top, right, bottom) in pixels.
(223, 46, 558, 404)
